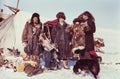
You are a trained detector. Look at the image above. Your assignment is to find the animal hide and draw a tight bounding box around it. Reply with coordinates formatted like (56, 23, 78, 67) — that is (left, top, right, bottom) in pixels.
(24, 64, 43, 77)
(39, 33, 58, 52)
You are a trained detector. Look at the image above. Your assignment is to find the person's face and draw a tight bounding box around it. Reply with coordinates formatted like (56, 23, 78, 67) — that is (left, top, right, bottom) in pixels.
(75, 22, 80, 25)
(83, 15, 88, 20)
(59, 18, 65, 22)
(33, 17, 38, 23)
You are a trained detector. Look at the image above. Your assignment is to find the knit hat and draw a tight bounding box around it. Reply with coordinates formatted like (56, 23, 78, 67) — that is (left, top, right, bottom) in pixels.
(56, 12, 66, 20)
(32, 13, 40, 18)
(73, 18, 80, 24)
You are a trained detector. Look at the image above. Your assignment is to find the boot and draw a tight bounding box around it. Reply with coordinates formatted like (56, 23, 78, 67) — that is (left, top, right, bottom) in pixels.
(57, 61, 62, 70)
(63, 60, 70, 69)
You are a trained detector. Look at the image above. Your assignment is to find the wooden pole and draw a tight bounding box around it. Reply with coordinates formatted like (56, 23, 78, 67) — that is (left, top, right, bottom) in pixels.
(4, 0, 20, 14)
(16, 0, 19, 9)
(4, 4, 20, 14)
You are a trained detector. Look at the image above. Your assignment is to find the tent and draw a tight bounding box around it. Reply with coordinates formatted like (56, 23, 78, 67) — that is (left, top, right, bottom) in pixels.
(0, 11, 46, 51)
(0, 15, 15, 49)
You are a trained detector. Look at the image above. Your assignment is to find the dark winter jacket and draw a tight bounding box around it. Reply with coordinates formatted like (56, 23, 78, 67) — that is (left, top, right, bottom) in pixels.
(51, 22, 72, 60)
(84, 20, 96, 52)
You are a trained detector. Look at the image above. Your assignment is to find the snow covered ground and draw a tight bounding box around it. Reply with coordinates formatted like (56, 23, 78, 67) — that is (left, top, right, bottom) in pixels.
(0, 51, 120, 79)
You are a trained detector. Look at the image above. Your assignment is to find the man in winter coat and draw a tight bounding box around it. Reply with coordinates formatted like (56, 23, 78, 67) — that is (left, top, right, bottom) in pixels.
(22, 13, 43, 64)
(51, 12, 72, 69)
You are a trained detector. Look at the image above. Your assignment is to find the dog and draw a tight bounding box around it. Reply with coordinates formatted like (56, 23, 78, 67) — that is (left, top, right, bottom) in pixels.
(73, 59, 100, 79)
(72, 48, 102, 63)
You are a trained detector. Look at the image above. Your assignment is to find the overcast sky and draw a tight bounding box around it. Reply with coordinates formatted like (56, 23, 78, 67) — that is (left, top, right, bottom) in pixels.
(0, 0, 120, 30)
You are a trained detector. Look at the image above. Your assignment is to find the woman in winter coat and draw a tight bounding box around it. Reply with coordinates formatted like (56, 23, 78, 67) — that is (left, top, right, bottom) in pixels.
(66, 18, 86, 58)
(71, 18, 85, 49)
(22, 13, 43, 64)
(51, 12, 72, 69)
(78, 11, 96, 58)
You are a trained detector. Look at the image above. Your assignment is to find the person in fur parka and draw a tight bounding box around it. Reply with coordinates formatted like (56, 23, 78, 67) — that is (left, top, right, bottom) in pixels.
(65, 18, 86, 59)
(78, 11, 96, 58)
(51, 12, 72, 69)
(22, 13, 43, 63)
(71, 18, 85, 50)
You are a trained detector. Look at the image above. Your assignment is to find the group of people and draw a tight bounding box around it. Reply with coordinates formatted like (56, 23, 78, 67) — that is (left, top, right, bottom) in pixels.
(22, 11, 96, 71)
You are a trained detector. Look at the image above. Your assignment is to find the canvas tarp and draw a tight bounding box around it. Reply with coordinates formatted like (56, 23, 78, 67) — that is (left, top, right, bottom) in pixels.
(0, 15, 16, 49)
(0, 11, 32, 51)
